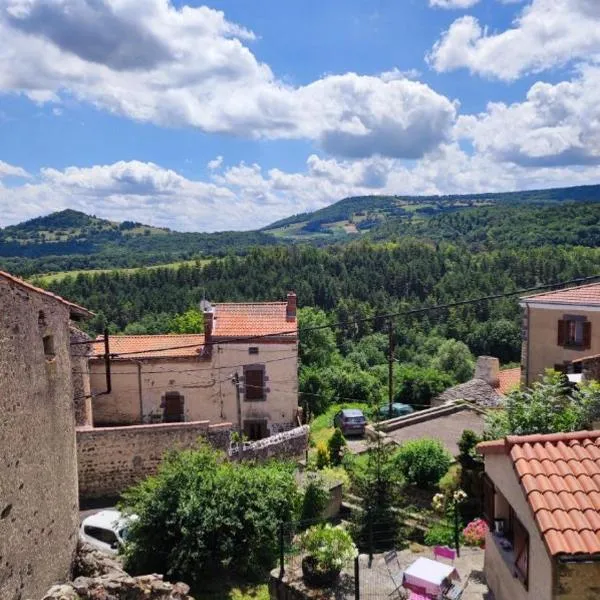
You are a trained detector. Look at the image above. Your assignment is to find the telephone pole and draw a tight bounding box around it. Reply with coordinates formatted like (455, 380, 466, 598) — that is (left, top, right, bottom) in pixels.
(233, 372, 243, 457)
(388, 319, 394, 419)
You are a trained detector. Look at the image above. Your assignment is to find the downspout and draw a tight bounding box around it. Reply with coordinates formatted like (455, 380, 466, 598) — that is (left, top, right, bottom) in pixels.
(133, 360, 143, 422)
(526, 303, 531, 387)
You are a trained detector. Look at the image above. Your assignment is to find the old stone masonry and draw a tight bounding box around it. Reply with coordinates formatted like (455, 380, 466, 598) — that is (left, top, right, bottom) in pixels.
(39, 543, 193, 600)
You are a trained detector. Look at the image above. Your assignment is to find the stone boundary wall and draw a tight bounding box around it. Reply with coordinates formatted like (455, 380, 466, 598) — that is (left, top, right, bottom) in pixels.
(77, 421, 231, 501)
(230, 425, 309, 461)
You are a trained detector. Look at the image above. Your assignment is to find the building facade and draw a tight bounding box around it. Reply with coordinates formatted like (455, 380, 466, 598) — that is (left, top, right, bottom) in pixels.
(0, 271, 91, 600)
(521, 283, 600, 386)
(478, 431, 600, 600)
(90, 293, 299, 438)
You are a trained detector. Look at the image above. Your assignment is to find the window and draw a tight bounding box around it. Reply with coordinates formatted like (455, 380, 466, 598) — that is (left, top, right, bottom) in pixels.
(43, 335, 55, 358)
(243, 419, 268, 440)
(249, 346, 259, 355)
(163, 391, 184, 423)
(513, 515, 529, 589)
(558, 317, 591, 349)
(38, 310, 46, 328)
(482, 474, 495, 527)
(244, 365, 265, 401)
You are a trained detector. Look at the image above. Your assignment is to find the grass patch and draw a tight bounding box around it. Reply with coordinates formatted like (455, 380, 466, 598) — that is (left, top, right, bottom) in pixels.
(193, 578, 269, 600)
(309, 402, 371, 448)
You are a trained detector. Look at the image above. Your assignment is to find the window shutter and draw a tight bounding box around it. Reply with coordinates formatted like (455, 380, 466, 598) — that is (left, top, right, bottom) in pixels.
(482, 474, 495, 527)
(583, 322, 592, 350)
(557, 320, 567, 346)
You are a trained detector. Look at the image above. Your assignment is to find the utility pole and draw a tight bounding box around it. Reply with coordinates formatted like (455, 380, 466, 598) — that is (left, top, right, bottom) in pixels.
(233, 372, 243, 458)
(388, 319, 394, 419)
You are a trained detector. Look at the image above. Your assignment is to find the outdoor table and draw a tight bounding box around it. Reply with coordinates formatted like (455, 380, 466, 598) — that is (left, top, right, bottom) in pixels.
(402, 557, 460, 598)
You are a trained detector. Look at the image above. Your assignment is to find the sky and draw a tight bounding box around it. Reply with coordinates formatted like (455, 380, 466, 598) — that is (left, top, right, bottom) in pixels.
(0, 0, 600, 231)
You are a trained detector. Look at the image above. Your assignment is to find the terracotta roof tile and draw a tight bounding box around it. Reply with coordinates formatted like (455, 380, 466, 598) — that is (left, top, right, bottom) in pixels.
(212, 302, 297, 340)
(0, 270, 92, 318)
(92, 334, 205, 359)
(522, 282, 600, 306)
(497, 367, 521, 395)
(479, 430, 600, 556)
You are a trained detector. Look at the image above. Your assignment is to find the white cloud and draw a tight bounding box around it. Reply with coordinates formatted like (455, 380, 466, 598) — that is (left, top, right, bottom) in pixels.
(0, 160, 30, 178)
(456, 65, 600, 166)
(3, 150, 600, 232)
(428, 0, 600, 80)
(429, 0, 480, 9)
(207, 156, 224, 170)
(0, 0, 456, 159)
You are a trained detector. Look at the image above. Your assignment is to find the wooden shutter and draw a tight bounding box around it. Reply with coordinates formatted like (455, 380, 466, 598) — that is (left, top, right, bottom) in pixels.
(558, 320, 567, 346)
(482, 474, 495, 527)
(244, 368, 264, 401)
(513, 516, 529, 589)
(583, 321, 592, 350)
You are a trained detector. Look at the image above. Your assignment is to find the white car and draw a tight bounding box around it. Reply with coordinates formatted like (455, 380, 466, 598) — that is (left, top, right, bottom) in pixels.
(79, 509, 136, 555)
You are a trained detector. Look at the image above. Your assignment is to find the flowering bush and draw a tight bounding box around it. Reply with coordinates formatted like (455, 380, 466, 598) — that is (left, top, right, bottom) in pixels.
(463, 518, 489, 547)
(300, 524, 357, 572)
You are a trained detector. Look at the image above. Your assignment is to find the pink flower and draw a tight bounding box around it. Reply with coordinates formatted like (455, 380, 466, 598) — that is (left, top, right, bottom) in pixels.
(463, 518, 489, 547)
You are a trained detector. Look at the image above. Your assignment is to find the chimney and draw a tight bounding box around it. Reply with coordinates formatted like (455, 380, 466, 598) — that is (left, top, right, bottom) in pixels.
(474, 356, 500, 388)
(201, 300, 214, 358)
(286, 291, 297, 321)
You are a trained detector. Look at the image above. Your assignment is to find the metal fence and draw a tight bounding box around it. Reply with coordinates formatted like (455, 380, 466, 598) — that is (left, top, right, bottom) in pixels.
(277, 516, 413, 600)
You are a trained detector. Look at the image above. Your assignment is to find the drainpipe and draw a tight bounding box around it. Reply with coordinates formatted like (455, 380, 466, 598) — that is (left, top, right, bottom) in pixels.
(133, 360, 143, 423)
(526, 304, 531, 387)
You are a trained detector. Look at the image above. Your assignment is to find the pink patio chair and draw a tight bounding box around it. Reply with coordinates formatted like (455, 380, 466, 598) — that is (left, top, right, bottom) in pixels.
(434, 545, 456, 563)
(409, 586, 431, 600)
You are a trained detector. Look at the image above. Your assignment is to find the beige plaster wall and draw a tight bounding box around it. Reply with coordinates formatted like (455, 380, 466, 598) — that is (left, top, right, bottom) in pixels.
(0, 279, 79, 600)
(483, 452, 553, 600)
(525, 306, 600, 385)
(90, 341, 298, 434)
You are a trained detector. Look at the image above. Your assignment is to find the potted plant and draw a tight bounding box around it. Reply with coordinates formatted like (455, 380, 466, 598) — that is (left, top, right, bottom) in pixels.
(299, 524, 357, 587)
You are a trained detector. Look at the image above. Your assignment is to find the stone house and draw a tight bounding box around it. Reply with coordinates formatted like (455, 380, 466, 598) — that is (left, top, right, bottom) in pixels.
(520, 283, 600, 386)
(0, 270, 91, 600)
(90, 293, 299, 438)
(478, 430, 600, 600)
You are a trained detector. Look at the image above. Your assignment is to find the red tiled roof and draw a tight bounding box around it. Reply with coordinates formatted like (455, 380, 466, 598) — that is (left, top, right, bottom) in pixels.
(479, 430, 600, 556)
(0, 270, 92, 318)
(212, 302, 296, 340)
(497, 368, 521, 395)
(92, 334, 205, 359)
(522, 282, 600, 306)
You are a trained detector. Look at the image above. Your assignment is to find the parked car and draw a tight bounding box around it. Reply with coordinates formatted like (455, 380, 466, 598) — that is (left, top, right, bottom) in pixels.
(79, 510, 136, 555)
(375, 402, 414, 419)
(333, 408, 367, 436)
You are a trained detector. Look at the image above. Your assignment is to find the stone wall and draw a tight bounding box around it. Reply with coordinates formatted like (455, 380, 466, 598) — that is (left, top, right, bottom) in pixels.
(77, 421, 232, 501)
(230, 425, 309, 462)
(0, 277, 80, 600)
(70, 326, 92, 426)
(555, 560, 600, 600)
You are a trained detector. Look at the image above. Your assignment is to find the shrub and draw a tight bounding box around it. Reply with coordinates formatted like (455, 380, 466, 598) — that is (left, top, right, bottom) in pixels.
(395, 438, 452, 488)
(424, 523, 459, 547)
(119, 444, 300, 583)
(300, 524, 357, 572)
(316, 441, 330, 469)
(463, 518, 489, 547)
(327, 428, 346, 466)
(300, 476, 329, 521)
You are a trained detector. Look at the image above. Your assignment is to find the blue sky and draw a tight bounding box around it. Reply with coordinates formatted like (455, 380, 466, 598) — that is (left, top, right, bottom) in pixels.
(0, 0, 599, 231)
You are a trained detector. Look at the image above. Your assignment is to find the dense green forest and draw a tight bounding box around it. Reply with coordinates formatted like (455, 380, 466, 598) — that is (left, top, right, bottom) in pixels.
(3, 183, 600, 276)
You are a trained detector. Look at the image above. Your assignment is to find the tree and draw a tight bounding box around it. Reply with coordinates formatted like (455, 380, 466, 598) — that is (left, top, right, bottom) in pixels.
(298, 307, 339, 368)
(120, 444, 300, 583)
(395, 438, 452, 489)
(432, 339, 474, 383)
(169, 308, 204, 333)
(351, 435, 403, 551)
(484, 370, 600, 439)
(327, 427, 347, 466)
(393, 365, 454, 408)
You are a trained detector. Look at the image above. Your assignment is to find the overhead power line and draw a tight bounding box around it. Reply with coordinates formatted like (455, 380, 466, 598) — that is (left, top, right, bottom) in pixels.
(94, 273, 600, 359)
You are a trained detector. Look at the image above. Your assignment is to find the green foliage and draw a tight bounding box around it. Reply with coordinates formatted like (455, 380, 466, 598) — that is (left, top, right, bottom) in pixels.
(431, 339, 474, 383)
(439, 464, 462, 497)
(395, 439, 452, 489)
(351, 436, 404, 550)
(119, 444, 300, 583)
(327, 428, 347, 466)
(300, 366, 333, 419)
(169, 308, 204, 333)
(316, 442, 330, 469)
(484, 370, 600, 438)
(300, 475, 330, 522)
(298, 307, 339, 368)
(424, 523, 459, 547)
(299, 524, 357, 572)
(394, 365, 454, 408)
(457, 430, 482, 467)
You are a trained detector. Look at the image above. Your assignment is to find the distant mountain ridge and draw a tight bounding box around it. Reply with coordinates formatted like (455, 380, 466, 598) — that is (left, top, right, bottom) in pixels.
(2, 183, 600, 277)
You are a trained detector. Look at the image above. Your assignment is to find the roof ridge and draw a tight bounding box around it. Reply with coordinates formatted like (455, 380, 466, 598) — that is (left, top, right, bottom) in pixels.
(0, 270, 92, 317)
(522, 281, 600, 301)
(99, 333, 204, 338)
(214, 301, 287, 306)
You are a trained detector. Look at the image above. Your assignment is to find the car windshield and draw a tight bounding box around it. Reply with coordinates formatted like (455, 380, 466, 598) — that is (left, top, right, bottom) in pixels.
(84, 525, 118, 545)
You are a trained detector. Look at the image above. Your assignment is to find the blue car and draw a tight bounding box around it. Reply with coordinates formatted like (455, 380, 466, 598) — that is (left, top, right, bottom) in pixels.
(333, 408, 367, 436)
(375, 403, 414, 419)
